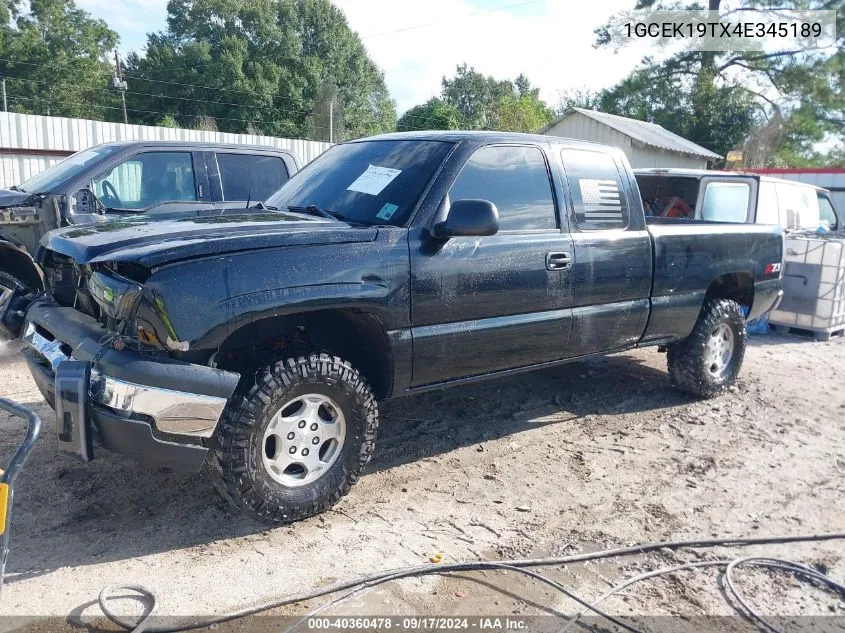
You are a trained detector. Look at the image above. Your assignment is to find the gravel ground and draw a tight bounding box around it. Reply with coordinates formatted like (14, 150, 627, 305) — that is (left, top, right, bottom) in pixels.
(0, 331, 843, 631)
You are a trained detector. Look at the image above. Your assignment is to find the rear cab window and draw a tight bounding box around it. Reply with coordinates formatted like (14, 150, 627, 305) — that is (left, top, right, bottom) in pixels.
(561, 149, 629, 230)
(448, 145, 557, 231)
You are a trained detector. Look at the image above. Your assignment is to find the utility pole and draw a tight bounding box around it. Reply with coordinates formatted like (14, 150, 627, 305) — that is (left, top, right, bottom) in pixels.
(329, 100, 333, 144)
(1, 78, 6, 112)
(113, 51, 128, 124)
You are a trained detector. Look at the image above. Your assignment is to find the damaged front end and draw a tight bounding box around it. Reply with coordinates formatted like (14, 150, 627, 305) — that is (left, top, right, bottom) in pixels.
(38, 250, 192, 355)
(18, 250, 240, 471)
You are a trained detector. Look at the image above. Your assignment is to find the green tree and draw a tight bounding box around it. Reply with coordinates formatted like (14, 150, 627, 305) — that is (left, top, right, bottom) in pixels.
(496, 93, 553, 133)
(397, 98, 462, 131)
(404, 65, 552, 132)
(0, 0, 120, 119)
(125, 0, 396, 138)
(441, 63, 514, 129)
(594, 0, 845, 166)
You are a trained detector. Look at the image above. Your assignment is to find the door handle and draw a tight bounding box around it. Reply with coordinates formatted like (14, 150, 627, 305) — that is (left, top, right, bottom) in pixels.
(546, 251, 572, 270)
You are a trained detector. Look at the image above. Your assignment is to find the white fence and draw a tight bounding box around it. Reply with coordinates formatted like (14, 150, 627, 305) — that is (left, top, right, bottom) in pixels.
(0, 111, 332, 189)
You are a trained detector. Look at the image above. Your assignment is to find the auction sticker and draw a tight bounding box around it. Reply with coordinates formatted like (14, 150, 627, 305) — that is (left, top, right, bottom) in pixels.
(347, 165, 401, 196)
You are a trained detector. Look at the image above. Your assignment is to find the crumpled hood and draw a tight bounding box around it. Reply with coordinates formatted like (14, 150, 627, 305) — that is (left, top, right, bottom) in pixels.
(0, 189, 37, 208)
(41, 211, 378, 268)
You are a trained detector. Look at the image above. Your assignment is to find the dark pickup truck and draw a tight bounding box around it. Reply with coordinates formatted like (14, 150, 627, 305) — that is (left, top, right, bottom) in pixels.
(10, 131, 784, 524)
(0, 141, 299, 352)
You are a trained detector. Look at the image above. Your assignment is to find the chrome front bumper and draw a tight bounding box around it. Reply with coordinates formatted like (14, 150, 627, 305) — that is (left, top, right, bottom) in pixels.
(23, 322, 228, 438)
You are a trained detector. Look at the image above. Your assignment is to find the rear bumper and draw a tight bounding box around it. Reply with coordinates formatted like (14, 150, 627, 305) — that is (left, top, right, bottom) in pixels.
(22, 297, 240, 472)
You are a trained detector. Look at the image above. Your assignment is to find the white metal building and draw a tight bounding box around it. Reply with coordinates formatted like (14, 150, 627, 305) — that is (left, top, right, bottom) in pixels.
(538, 108, 722, 169)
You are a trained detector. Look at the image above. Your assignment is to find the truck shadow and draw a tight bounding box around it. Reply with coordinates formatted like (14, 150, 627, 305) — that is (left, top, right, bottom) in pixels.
(2, 352, 689, 582)
(371, 353, 689, 473)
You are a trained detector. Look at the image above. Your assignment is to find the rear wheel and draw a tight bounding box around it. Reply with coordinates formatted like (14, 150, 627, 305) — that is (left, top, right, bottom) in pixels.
(207, 353, 378, 524)
(0, 271, 27, 356)
(667, 299, 747, 398)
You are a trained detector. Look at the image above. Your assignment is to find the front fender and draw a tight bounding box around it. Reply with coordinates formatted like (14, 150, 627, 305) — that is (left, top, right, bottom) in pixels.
(0, 238, 45, 291)
(134, 233, 410, 354)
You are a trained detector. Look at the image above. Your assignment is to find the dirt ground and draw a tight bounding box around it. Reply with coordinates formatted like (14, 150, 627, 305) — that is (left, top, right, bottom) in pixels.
(0, 330, 843, 631)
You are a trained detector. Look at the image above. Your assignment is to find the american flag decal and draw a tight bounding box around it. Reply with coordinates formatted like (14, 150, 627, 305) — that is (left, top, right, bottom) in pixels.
(578, 178, 623, 222)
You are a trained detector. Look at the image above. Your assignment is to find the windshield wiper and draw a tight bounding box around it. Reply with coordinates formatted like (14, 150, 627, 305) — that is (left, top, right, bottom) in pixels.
(250, 201, 280, 211)
(286, 205, 347, 222)
(8, 185, 22, 192)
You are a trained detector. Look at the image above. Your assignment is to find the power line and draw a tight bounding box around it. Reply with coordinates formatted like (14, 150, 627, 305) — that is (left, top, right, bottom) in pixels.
(0, 66, 456, 130)
(4, 89, 449, 136)
(5, 95, 330, 131)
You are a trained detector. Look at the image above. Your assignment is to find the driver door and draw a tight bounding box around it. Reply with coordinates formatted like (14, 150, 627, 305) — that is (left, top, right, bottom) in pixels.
(89, 151, 209, 215)
(409, 143, 574, 387)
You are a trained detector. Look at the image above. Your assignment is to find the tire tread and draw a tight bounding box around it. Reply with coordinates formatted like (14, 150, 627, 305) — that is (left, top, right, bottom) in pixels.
(667, 298, 747, 399)
(207, 352, 378, 524)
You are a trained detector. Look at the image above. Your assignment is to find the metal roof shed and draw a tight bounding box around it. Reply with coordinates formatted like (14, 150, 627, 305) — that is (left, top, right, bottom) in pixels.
(538, 108, 722, 170)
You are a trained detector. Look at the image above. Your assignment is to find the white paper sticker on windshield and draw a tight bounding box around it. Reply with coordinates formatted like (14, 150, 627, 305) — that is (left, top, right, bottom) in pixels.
(347, 165, 401, 196)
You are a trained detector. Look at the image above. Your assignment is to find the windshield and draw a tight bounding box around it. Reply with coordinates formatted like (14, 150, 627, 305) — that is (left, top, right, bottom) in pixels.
(18, 145, 123, 193)
(266, 139, 453, 227)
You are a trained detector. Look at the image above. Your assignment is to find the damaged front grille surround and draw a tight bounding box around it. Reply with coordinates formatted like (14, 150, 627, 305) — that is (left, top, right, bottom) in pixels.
(22, 322, 229, 438)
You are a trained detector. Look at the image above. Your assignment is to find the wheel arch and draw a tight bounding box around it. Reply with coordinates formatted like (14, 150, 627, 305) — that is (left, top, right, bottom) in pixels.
(0, 240, 44, 291)
(215, 308, 395, 400)
(704, 272, 754, 314)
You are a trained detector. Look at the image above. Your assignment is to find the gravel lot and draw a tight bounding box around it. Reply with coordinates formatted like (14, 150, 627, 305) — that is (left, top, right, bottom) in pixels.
(0, 331, 843, 630)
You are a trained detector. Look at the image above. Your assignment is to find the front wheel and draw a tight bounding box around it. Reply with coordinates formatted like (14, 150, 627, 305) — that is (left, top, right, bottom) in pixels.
(207, 353, 379, 524)
(667, 298, 747, 398)
(0, 271, 28, 356)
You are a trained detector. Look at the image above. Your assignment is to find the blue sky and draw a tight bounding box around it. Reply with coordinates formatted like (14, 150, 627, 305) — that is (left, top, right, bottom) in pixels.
(75, 0, 646, 114)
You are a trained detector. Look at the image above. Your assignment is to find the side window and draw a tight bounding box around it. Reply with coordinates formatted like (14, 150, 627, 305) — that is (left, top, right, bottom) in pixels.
(448, 145, 557, 231)
(818, 193, 838, 231)
(92, 152, 196, 210)
(700, 182, 750, 222)
(561, 149, 629, 230)
(217, 154, 289, 202)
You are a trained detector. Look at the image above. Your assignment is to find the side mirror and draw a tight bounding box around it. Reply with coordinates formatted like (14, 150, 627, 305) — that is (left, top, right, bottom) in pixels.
(433, 199, 499, 238)
(71, 188, 103, 217)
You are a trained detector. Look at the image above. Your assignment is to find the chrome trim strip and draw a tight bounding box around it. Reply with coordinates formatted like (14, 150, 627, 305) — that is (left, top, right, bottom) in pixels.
(24, 322, 68, 372)
(23, 321, 226, 438)
(95, 374, 226, 437)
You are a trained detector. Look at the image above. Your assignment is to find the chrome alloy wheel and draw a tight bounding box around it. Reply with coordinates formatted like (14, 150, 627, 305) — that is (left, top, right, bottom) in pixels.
(705, 323, 734, 377)
(261, 393, 346, 487)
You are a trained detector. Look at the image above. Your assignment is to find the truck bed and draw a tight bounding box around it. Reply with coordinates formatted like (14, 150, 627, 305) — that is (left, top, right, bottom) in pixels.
(641, 218, 784, 344)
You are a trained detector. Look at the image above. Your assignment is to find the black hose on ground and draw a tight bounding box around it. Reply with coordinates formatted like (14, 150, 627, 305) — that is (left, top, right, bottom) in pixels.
(97, 531, 845, 633)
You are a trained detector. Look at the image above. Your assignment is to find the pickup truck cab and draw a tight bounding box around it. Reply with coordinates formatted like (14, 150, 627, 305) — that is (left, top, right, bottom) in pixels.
(0, 141, 299, 352)
(634, 168, 841, 233)
(12, 131, 784, 523)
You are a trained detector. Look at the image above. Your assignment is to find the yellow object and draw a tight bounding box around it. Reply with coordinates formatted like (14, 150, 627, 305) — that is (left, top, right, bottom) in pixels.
(430, 553, 443, 564)
(0, 483, 8, 536)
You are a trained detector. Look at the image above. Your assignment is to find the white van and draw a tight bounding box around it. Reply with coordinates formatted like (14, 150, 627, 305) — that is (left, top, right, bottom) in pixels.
(634, 169, 840, 233)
